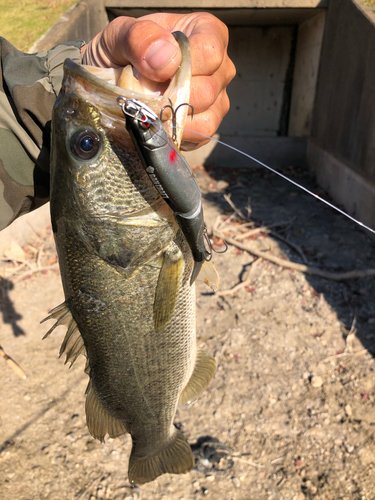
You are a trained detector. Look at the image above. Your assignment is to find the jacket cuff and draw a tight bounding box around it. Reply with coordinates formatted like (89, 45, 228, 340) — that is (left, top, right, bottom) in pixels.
(46, 40, 85, 96)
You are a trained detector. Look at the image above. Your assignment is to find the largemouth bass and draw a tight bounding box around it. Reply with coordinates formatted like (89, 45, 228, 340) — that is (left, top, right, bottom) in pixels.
(42, 32, 218, 485)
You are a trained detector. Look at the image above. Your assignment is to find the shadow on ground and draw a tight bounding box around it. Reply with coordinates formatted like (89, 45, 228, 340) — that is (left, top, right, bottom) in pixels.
(200, 163, 375, 356)
(0, 277, 25, 337)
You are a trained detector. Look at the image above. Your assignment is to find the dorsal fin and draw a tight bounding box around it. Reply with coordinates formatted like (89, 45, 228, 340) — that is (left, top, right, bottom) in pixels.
(41, 302, 86, 367)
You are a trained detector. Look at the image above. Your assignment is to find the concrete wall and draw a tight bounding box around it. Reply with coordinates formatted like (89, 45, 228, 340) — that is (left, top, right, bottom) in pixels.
(106, 4, 326, 168)
(288, 11, 325, 136)
(307, 0, 375, 229)
(185, 23, 304, 169)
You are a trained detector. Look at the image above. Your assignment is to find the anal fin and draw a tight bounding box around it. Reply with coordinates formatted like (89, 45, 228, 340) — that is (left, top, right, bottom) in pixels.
(86, 384, 127, 442)
(128, 428, 194, 485)
(154, 244, 184, 332)
(179, 350, 216, 405)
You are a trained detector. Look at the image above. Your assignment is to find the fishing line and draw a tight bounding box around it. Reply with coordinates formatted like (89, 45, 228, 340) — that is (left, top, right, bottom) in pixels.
(162, 123, 375, 236)
(122, 95, 375, 236)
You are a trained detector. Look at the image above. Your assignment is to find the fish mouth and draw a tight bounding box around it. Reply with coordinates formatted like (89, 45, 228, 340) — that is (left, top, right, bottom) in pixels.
(62, 31, 191, 148)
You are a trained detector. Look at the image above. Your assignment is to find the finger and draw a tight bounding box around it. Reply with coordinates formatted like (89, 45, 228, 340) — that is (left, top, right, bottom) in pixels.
(142, 12, 230, 77)
(96, 17, 182, 82)
(189, 56, 236, 115)
(180, 89, 230, 149)
(189, 19, 229, 77)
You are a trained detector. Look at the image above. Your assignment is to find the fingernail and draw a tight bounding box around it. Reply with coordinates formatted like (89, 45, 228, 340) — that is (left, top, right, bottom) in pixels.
(145, 40, 178, 70)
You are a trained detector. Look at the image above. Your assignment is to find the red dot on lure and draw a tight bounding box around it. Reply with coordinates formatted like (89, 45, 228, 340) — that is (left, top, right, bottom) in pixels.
(141, 115, 150, 128)
(169, 149, 178, 163)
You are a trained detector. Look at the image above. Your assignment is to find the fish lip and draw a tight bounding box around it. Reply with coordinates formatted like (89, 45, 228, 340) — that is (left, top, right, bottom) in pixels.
(62, 59, 168, 103)
(62, 32, 192, 145)
(62, 58, 172, 121)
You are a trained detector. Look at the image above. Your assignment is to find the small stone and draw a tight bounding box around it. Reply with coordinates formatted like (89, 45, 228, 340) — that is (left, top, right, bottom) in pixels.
(4, 241, 26, 261)
(217, 180, 229, 190)
(206, 475, 215, 482)
(292, 494, 306, 500)
(311, 376, 323, 388)
(232, 477, 240, 488)
(345, 404, 352, 417)
(66, 432, 76, 442)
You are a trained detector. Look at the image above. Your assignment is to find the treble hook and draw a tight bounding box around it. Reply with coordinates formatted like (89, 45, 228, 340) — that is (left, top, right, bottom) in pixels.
(160, 100, 194, 142)
(203, 226, 228, 262)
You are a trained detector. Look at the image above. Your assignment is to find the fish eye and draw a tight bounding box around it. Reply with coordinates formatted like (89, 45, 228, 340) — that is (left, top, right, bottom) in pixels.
(71, 130, 100, 160)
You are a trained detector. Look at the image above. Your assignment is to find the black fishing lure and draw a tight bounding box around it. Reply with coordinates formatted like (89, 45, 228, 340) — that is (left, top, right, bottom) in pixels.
(118, 97, 210, 284)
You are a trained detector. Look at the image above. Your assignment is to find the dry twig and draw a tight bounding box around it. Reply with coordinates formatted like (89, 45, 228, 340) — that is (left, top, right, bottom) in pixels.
(269, 229, 309, 265)
(214, 230, 375, 281)
(234, 220, 290, 241)
(223, 194, 251, 221)
(232, 455, 264, 468)
(322, 349, 369, 363)
(0, 345, 26, 379)
(12, 264, 59, 284)
(235, 226, 268, 241)
(218, 259, 262, 296)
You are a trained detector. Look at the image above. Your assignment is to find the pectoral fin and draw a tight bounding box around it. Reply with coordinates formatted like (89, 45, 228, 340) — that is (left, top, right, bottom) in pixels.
(199, 259, 219, 291)
(86, 383, 127, 442)
(154, 244, 184, 332)
(179, 350, 216, 405)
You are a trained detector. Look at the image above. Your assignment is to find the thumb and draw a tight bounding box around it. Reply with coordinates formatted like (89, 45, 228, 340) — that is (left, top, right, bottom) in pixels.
(84, 17, 182, 83)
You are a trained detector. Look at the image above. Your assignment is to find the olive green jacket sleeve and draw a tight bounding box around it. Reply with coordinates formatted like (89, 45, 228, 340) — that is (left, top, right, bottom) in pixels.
(0, 38, 85, 230)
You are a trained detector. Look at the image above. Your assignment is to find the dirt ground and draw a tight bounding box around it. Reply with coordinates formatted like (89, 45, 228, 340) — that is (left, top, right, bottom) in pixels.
(1, 163, 375, 500)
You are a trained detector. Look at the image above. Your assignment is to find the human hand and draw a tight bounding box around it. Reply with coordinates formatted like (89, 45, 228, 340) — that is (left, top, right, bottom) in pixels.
(81, 13, 236, 150)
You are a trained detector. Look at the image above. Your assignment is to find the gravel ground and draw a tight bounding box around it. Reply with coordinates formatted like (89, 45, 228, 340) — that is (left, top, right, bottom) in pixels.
(1, 164, 375, 500)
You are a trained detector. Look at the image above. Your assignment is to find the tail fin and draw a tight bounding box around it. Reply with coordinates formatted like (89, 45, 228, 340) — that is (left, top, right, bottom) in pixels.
(128, 429, 194, 485)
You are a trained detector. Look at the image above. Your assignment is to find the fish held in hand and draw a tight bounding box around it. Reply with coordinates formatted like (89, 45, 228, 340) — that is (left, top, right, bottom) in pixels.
(42, 32, 218, 485)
